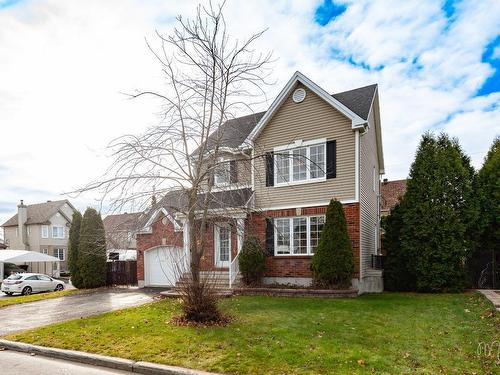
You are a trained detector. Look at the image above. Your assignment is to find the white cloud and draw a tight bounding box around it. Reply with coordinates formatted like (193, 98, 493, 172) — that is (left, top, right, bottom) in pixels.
(0, 0, 499, 229)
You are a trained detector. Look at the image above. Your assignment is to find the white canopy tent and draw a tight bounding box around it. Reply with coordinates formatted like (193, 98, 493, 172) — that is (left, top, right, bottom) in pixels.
(0, 250, 61, 279)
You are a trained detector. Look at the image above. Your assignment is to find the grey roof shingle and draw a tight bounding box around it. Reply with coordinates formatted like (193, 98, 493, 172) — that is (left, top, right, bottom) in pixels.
(202, 112, 266, 153)
(103, 212, 143, 233)
(1, 200, 73, 227)
(202, 84, 377, 151)
(332, 84, 377, 120)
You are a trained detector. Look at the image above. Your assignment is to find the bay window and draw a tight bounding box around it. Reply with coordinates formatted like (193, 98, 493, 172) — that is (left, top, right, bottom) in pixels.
(274, 215, 325, 256)
(274, 141, 326, 185)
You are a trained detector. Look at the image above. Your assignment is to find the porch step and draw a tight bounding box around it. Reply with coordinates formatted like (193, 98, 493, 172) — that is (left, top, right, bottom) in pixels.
(173, 271, 242, 291)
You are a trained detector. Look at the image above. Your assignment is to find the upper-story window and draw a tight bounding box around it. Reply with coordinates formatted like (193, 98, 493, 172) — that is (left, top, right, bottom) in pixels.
(52, 226, 64, 239)
(214, 161, 231, 185)
(213, 159, 237, 186)
(41, 225, 49, 238)
(274, 140, 326, 186)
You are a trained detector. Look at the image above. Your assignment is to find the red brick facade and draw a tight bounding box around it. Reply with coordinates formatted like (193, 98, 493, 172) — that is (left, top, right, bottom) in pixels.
(247, 203, 360, 279)
(136, 214, 183, 281)
(137, 204, 360, 283)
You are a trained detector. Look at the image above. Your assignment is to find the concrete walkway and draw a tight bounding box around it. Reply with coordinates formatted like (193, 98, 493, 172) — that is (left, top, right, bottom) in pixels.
(0, 288, 155, 336)
(478, 290, 500, 311)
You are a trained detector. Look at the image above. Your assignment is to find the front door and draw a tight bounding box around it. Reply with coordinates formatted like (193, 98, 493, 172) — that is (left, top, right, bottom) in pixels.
(215, 224, 231, 268)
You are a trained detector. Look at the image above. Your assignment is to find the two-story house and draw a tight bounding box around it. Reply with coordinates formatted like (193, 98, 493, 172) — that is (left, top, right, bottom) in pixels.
(136, 71, 384, 293)
(1, 199, 76, 273)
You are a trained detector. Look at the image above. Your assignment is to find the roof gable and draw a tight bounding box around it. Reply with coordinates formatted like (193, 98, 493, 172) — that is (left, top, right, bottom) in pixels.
(1, 200, 75, 227)
(246, 71, 368, 144)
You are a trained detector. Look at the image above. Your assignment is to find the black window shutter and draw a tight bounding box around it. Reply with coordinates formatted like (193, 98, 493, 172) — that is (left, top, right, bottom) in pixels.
(229, 160, 237, 183)
(265, 152, 274, 187)
(326, 140, 337, 179)
(265, 218, 274, 256)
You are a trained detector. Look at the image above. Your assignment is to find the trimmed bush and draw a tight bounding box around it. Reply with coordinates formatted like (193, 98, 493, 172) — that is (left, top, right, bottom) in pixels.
(311, 199, 354, 289)
(238, 236, 266, 285)
(68, 210, 83, 288)
(78, 208, 107, 289)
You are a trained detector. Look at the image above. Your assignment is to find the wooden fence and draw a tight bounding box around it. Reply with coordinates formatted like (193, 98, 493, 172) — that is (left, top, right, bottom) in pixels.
(106, 261, 137, 286)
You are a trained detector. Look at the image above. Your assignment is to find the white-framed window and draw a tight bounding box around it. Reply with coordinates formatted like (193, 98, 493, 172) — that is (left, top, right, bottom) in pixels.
(54, 248, 65, 261)
(52, 226, 64, 239)
(41, 248, 48, 255)
(15, 227, 19, 237)
(274, 140, 326, 185)
(274, 215, 325, 256)
(214, 160, 231, 185)
(41, 225, 49, 238)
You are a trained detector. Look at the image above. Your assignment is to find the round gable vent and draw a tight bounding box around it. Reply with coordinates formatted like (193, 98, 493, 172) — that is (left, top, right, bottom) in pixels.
(292, 88, 306, 103)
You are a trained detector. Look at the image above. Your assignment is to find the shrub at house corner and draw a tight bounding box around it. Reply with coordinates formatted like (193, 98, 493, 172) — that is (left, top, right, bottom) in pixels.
(382, 202, 415, 291)
(77, 208, 107, 288)
(68, 210, 83, 288)
(238, 236, 266, 285)
(311, 199, 354, 288)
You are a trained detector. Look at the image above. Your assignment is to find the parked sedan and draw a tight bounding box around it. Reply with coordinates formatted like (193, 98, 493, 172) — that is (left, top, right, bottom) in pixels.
(1, 273, 65, 296)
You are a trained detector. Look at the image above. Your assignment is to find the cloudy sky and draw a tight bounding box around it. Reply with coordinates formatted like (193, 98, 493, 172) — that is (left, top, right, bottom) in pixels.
(0, 0, 499, 229)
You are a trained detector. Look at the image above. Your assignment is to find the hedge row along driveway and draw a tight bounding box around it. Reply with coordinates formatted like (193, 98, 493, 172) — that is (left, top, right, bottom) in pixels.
(7, 293, 499, 374)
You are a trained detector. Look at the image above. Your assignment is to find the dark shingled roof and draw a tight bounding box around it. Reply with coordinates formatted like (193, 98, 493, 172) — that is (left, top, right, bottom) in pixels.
(1, 200, 73, 227)
(202, 84, 377, 151)
(103, 212, 143, 233)
(203, 112, 266, 152)
(332, 84, 377, 120)
(156, 187, 253, 213)
(381, 179, 408, 213)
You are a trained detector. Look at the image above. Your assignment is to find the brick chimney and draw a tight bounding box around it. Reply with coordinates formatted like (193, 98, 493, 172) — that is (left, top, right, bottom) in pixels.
(17, 200, 28, 249)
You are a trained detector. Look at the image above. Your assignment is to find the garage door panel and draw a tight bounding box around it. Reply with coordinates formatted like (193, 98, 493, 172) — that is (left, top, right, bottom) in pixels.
(145, 247, 184, 287)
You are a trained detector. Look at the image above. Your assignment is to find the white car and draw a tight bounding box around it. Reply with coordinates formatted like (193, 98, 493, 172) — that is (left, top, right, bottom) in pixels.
(1, 273, 65, 296)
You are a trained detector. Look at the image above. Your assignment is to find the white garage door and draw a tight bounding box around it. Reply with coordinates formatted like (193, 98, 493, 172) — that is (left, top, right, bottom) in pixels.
(144, 246, 184, 287)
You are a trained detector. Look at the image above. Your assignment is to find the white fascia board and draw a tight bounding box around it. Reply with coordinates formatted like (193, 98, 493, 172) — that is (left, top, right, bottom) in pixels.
(245, 71, 367, 144)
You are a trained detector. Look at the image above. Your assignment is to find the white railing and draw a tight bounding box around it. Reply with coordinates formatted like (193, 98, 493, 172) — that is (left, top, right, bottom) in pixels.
(229, 252, 240, 289)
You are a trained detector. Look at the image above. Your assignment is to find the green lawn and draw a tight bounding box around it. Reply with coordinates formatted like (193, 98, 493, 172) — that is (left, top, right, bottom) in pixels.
(6, 293, 499, 374)
(0, 289, 85, 308)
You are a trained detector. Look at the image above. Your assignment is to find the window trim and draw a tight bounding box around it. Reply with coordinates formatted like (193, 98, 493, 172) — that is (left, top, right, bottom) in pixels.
(273, 138, 327, 187)
(273, 215, 325, 256)
(213, 159, 231, 186)
(41, 225, 49, 238)
(54, 248, 65, 261)
(41, 248, 49, 255)
(52, 225, 64, 239)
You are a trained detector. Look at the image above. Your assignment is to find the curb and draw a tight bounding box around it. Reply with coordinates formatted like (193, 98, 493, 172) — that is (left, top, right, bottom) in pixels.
(0, 339, 222, 375)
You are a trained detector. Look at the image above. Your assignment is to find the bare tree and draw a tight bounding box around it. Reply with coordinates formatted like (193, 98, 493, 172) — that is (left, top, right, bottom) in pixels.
(72, 2, 272, 322)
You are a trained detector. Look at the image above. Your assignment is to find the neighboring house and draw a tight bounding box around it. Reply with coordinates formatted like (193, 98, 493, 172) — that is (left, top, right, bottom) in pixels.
(103, 212, 142, 261)
(1, 199, 76, 273)
(380, 179, 407, 216)
(136, 71, 385, 293)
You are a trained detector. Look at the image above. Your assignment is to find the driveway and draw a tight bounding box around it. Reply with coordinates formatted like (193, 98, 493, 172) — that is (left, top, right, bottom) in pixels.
(0, 288, 156, 336)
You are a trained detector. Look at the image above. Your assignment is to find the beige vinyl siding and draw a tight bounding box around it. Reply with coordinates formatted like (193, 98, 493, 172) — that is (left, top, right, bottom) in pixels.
(359, 107, 380, 277)
(254, 83, 356, 208)
(199, 151, 252, 189)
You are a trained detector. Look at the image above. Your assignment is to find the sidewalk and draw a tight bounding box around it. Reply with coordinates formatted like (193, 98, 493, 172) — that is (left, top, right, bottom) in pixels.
(478, 290, 500, 311)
